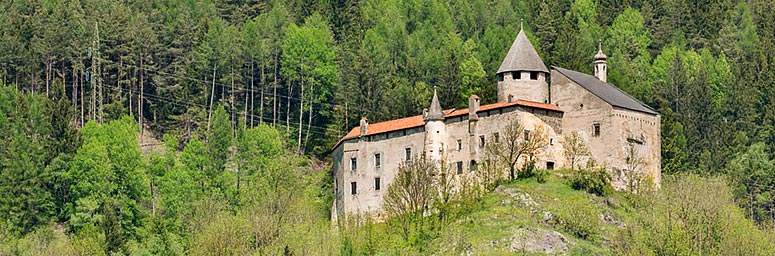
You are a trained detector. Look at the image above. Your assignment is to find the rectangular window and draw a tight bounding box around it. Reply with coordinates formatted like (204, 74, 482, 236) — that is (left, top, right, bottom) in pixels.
(405, 148, 412, 161)
(593, 123, 601, 137)
(494, 132, 500, 143)
(479, 135, 486, 147)
(470, 160, 478, 172)
(547, 161, 555, 170)
(457, 161, 464, 174)
(375, 153, 381, 167)
(512, 71, 521, 80)
(497, 73, 504, 82)
(375, 177, 381, 191)
(350, 158, 357, 171)
(457, 139, 462, 151)
(530, 71, 539, 80)
(351, 182, 357, 195)
(550, 138, 554, 145)
(524, 130, 531, 141)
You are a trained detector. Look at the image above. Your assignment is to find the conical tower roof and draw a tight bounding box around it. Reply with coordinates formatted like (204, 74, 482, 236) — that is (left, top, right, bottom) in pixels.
(424, 89, 445, 121)
(497, 27, 549, 74)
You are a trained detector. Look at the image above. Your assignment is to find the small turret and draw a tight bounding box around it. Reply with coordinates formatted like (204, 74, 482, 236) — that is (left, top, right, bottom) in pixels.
(594, 41, 607, 82)
(424, 89, 447, 164)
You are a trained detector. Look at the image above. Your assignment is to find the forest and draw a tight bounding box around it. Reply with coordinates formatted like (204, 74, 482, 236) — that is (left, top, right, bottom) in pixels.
(3, 0, 775, 254)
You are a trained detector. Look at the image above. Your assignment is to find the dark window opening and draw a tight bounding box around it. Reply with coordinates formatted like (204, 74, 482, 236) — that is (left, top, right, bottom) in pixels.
(512, 71, 521, 80)
(530, 71, 539, 80)
(479, 135, 486, 147)
(547, 161, 555, 170)
(350, 158, 357, 171)
(524, 130, 531, 141)
(375, 153, 381, 167)
(351, 182, 357, 195)
(456, 161, 464, 174)
(457, 139, 462, 150)
(593, 123, 601, 137)
(470, 160, 478, 172)
(494, 132, 500, 143)
(375, 178, 381, 191)
(497, 73, 504, 82)
(405, 148, 412, 161)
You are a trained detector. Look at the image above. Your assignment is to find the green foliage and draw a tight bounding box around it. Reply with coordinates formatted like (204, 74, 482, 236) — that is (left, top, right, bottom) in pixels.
(569, 169, 614, 197)
(613, 174, 775, 255)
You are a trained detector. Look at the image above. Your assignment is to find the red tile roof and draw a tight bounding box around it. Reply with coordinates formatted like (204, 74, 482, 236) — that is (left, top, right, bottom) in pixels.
(332, 100, 561, 150)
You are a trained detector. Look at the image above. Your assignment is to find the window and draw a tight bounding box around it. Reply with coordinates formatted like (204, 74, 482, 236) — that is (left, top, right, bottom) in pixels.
(375, 177, 381, 191)
(497, 73, 504, 82)
(524, 130, 531, 141)
(512, 71, 521, 80)
(530, 71, 539, 80)
(456, 161, 463, 174)
(547, 161, 555, 170)
(375, 153, 381, 167)
(494, 132, 500, 143)
(470, 160, 478, 172)
(479, 135, 486, 147)
(550, 138, 554, 145)
(457, 139, 462, 151)
(351, 182, 357, 195)
(593, 123, 601, 137)
(350, 158, 357, 171)
(405, 148, 412, 161)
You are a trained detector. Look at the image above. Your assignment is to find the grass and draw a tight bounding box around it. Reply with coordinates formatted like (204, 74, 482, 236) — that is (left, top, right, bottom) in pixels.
(428, 172, 624, 255)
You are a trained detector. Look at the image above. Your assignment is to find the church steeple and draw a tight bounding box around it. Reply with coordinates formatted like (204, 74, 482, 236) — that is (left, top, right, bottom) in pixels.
(593, 40, 607, 82)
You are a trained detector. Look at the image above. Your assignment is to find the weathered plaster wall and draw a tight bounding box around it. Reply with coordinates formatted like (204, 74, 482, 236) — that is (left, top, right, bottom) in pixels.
(551, 70, 661, 190)
(498, 71, 548, 103)
(332, 127, 425, 220)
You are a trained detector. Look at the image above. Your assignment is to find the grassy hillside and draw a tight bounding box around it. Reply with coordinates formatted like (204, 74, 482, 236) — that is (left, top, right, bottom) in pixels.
(422, 172, 775, 255)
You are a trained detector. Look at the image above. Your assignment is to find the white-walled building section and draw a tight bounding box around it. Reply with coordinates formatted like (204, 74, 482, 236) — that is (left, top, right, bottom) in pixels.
(330, 26, 661, 221)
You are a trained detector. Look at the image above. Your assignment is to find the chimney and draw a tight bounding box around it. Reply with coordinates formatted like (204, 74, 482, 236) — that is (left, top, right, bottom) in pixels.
(359, 116, 368, 137)
(468, 95, 480, 121)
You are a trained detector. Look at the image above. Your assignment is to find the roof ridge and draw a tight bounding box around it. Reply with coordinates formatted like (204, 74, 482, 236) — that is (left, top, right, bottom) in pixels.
(552, 66, 657, 115)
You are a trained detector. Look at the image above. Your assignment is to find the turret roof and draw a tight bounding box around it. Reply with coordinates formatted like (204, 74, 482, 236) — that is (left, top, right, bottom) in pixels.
(497, 27, 549, 74)
(424, 89, 445, 121)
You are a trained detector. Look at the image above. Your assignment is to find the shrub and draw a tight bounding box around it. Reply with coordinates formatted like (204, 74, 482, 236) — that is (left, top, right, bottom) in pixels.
(569, 169, 614, 197)
(535, 169, 549, 183)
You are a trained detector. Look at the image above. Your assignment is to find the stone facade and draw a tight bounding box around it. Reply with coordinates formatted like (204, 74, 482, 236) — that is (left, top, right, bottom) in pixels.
(330, 26, 661, 221)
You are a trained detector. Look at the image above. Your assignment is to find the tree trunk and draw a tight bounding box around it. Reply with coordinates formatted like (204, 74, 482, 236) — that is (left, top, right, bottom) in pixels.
(139, 56, 144, 143)
(259, 62, 265, 125)
(304, 81, 313, 152)
(273, 52, 278, 126)
(207, 63, 217, 131)
(250, 60, 255, 127)
(298, 73, 304, 154)
(80, 64, 85, 127)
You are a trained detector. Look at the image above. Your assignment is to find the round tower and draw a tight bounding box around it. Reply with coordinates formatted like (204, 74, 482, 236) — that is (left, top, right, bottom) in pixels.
(496, 25, 550, 103)
(424, 89, 447, 164)
(593, 42, 607, 82)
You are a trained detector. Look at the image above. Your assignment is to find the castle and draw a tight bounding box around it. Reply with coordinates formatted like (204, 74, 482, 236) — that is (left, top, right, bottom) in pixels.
(330, 27, 661, 220)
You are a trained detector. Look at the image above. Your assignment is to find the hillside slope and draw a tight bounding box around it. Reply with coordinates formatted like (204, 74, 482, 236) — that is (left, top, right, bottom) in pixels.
(426, 173, 775, 255)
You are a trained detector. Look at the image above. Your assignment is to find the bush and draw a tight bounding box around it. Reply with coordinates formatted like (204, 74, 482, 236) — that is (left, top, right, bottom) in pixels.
(535, 169, 549, 183)
(569, 169, 614, 197)
(551, 202, 601, 240)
